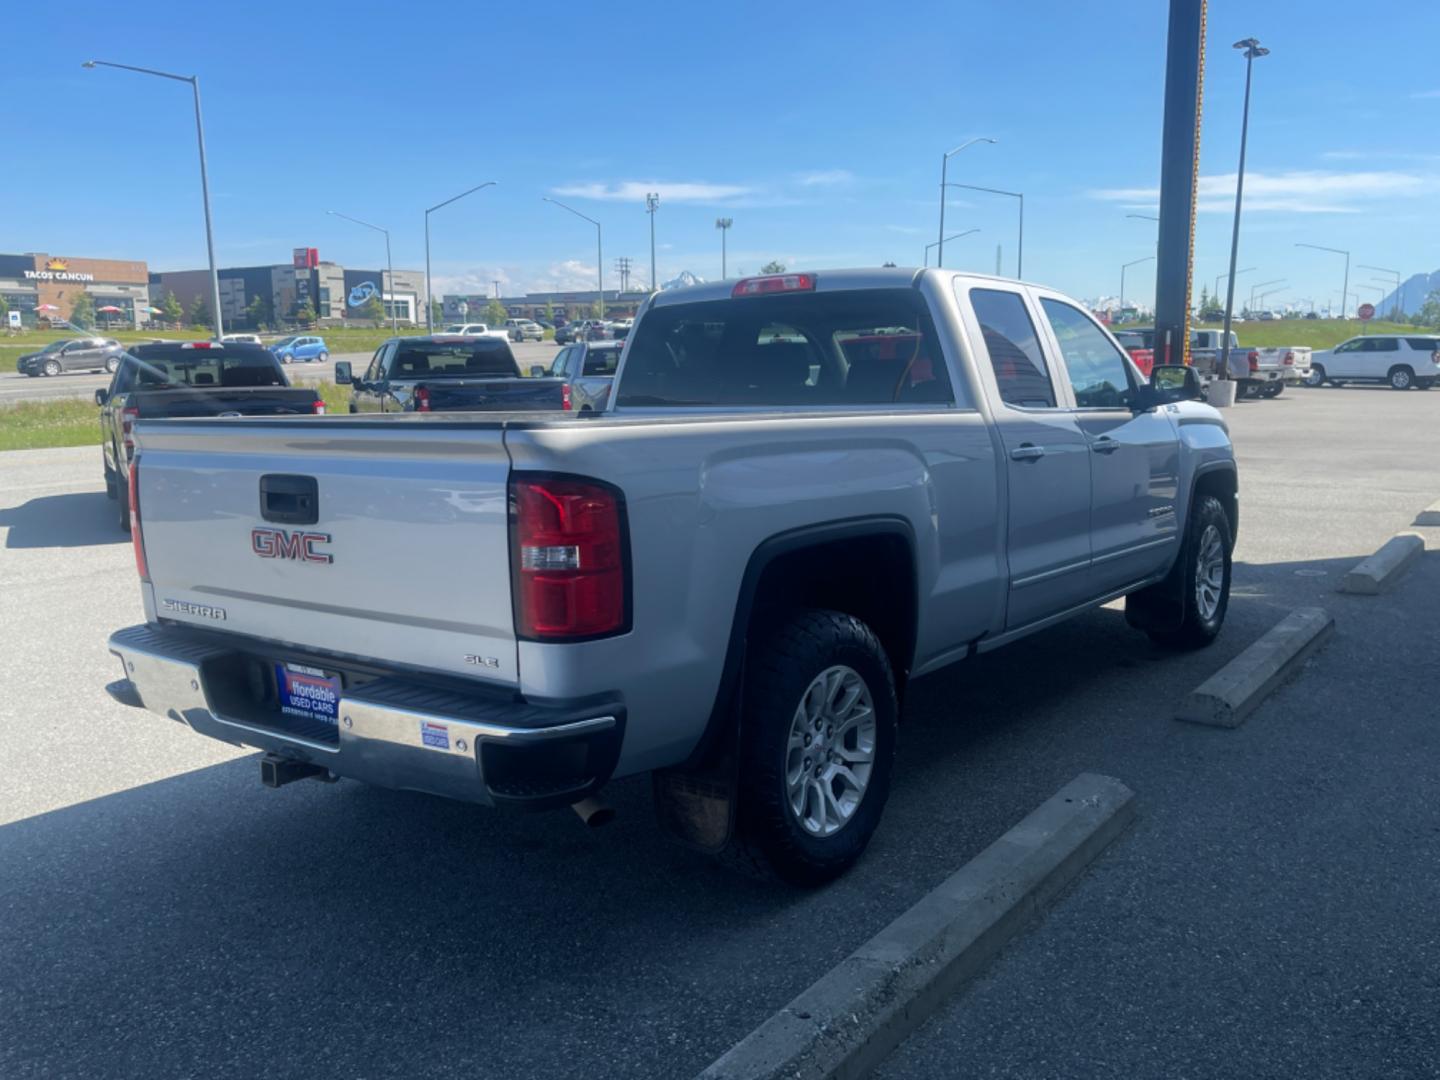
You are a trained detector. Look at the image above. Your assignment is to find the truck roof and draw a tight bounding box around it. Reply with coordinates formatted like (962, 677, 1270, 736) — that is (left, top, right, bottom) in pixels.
(648, 267, 1040, 308)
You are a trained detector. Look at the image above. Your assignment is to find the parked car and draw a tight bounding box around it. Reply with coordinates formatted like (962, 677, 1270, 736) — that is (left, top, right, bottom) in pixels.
(504, 319, 545, 342)
(269, 335, 329, 363)
(16, 337, 122, 376)
(336, 335, 568, 412)
(221, 333, 263, 345)
(441, 323, 511, 342)
(1308, 334, 1440, 390)
(107, 268, 1234, 885)
(96, 341, 325, 531)
(608, 318, 635, 342)
(531, 340, 622, 411)
(554, 319, 611, 345)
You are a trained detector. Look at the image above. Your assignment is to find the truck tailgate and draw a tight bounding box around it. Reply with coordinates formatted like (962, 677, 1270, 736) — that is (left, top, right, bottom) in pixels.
(134, 418, 518, 686)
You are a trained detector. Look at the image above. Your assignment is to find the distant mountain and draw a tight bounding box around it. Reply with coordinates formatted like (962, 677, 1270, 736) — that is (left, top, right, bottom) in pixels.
(661, 270, 705, 290)
(1378, 271, 1439, 318)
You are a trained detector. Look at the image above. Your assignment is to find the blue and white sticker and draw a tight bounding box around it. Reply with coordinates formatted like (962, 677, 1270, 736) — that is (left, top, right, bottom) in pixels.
(420, 721, 450, 750)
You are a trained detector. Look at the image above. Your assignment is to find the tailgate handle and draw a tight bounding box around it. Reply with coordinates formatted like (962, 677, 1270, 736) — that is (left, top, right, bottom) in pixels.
(260, 474, 319, 525)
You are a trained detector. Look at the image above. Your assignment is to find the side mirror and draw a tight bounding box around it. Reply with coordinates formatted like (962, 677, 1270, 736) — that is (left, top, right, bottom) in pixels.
(1148, 364, 1204, 405)
(333, 361, 352, 385)
(94, 388, 108, 407)
(530, 365, 547, 378)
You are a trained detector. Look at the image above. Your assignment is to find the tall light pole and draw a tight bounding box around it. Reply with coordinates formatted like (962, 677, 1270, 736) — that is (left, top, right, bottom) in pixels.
(1126, 213, 1160, 222)
(84, 59, 223, 339)
(1219, 38, 1269, 380)
(1249, 278, 1285, 312)
(943, 182, 1023, 277)
(1120, 255, 1156, 318)
(328, 210, 396, 333)
(923, 228, 980, 267)
(424, 180, 496, 333)
(544, 197, 604, 317)
(1358, 263, 1402, 320)
(937, 137, 996, 268)
(715, 217, 733, 279)
(1215, 266, 1255, 301)
(645, 192, 660, 292)
(1296, 242, 1350, 320)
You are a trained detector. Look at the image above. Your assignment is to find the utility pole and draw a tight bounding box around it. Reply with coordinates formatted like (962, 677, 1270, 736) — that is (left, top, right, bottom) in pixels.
(646, 193, 660, 292)
(615, 256, 633, 294)
(715, 218, 733, 278)
(1219, 36, 1269, 380)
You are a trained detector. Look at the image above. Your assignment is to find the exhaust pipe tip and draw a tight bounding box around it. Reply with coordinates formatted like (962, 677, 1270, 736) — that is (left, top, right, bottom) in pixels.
(571, 795, 615, 828)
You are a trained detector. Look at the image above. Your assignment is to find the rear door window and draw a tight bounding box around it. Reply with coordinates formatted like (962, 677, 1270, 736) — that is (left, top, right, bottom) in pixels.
(967, 287, 1056, 408)
(617, 289, 955, 407)
(582, 349, 620, 376)
(1362, 338, 1399, 352)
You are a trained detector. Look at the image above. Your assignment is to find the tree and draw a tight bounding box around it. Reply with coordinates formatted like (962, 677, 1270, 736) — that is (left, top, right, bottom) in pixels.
(160, 290, 184, 325)
(485, 298, 507, 325)
(545, 299, 556, 323)
(589, 300, 603, 320)
(359, 293, 385, 326)
(1410, 289, 1440, 330)
(296, 300, 317, 327)
(246, 292, 272, 330)
(0, 293, 9, 323)
(187, 294, 209, 328)
(760, 260, 786, 274)
(430, 298, 443, 327)
(69, 289, 95, 329)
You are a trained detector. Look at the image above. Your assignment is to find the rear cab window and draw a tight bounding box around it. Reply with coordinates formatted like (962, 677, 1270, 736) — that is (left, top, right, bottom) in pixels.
(616, 288, 956, 408)
(389, 341, 519, 378)
(966, 287, 1057, 408)
(582, 348, 621, 376)
(118, 344, 287, 391)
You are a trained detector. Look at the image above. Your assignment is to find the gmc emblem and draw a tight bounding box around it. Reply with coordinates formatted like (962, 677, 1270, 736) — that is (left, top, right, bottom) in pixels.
(252, 528, 333, 564)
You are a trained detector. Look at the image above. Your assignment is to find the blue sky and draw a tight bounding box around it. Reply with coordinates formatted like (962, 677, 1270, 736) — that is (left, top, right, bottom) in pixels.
(4, 0, 1438, 311)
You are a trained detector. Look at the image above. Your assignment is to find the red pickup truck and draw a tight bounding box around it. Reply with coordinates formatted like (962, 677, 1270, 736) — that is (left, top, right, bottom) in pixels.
(1113, 330, 1155, 377)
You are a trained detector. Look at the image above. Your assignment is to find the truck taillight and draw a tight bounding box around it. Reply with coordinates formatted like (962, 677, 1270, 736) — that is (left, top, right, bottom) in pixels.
(732, 272, 815, 297)
(1283, 350, 1294, 365)
(562, 383, 572, 411)
(312, 399, 327, 415)
(122, 405, 139, 459)
(128, 460, 149, 582)
(510, 475, 628, 641)
(414, 386, 431, 412)
(1247, 351, 1259, 372)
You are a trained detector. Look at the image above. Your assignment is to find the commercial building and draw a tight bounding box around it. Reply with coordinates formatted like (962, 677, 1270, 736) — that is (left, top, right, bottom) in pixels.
(150, 248, 426, 329)
(443, 289, 652, 324)
(1, 252, 152, 329)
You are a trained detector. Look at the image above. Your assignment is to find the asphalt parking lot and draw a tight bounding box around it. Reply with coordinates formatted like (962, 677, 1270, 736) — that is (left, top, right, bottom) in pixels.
(0, 341, 560, 404)
(1, 386, 1437, 1079)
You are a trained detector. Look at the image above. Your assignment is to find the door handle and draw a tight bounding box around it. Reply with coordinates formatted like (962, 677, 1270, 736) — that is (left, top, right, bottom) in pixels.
(1090, 436, 1121, 454)
(1010, 444, 1045, 462)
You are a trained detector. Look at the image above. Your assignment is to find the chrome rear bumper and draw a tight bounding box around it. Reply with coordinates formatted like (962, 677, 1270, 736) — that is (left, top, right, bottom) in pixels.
(107, 623, 623, 808)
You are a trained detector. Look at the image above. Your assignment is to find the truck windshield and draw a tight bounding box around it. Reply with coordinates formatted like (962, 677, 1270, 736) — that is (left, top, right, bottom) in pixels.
(390, 342, 518, 378)
(617, 289, 954, 407)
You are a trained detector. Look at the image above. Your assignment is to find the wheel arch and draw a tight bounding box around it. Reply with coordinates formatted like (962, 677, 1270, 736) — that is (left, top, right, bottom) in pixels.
(1191, 463, 1239, 546)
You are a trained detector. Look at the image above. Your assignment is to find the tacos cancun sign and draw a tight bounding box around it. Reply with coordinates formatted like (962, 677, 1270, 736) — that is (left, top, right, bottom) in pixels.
(24, 259, 95, 284)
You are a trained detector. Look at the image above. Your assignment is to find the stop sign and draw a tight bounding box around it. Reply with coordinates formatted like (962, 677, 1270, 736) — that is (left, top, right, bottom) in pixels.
(1358, 302, 1375, 321)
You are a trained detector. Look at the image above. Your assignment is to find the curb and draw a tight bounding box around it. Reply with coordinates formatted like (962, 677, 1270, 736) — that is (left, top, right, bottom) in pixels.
(695, 773, 1136, 1080)
(1415, 500, 1440, 528)
(1339, 532, 1425, 595)
(1177, 607, 1334, 728)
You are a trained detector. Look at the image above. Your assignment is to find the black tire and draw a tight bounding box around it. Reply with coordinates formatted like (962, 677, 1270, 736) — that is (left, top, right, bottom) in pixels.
(1261, 383, 1283, 398)
(44, 359, 61, 376)
(118, 474, 131, 532)
(1143, 495, 1231, 650)
(317, 351, 329, 362)
(103, 462, 118, 500)
(1304, 364, 1325, 388)
(724, 609, 898, 886)
(105, 355, 119, 374)
(1388, 365, 1414, 390)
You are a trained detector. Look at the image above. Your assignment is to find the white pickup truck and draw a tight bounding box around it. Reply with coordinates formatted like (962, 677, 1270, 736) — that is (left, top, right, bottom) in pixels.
(1190, 329, 1310, 398)
(441, 323, 511, 342)
(106, 269, 1238, 884)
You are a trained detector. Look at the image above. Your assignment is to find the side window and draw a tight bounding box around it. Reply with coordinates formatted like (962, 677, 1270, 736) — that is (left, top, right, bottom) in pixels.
(1333, 339, 1359, 353)
(364, 345, 385, 382)
(553, 347, 573, 376)
(1372, 338, 1399, 352)
(1039, 298, 1135, 409)
(968, 288, 1056, 408)
(582, 349, 620, 377)
(1405, 338, 1440, 353)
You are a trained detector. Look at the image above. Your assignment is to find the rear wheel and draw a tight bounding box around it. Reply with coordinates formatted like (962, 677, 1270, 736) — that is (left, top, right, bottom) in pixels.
(1388, 365, 1414, 390)
(317, 351, 329, 362)
(1261, 382, 1283, 398)
(724, 610, 897, 886)
(104, 355, 119, 374)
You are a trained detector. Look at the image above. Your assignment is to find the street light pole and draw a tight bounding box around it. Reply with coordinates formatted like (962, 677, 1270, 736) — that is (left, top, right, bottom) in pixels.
(329, 210, 397, 333)
(544, 197, 604, 318)
(1358, 263, 1402, 320)
(1215, 266, 1255, 302)
(84, 59, 224, 339)
(943, 182, 1023, 277)
(424, 180, 496, 333)
(645, 193, 661, 293)
(715, 217, 733, 278)
(1219, 38, 1269, 381)
(1121, 255, 1156, 317)
(923, 228, 980, 268)
(937, 137, 996, 268)
(1249, 278, 1285, 312)
(1296, 242, 1350, 320)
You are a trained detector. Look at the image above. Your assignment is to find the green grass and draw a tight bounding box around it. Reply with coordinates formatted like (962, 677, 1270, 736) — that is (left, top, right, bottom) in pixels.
(1112, 317, 1430, 350)
(314, 381, 353, 413)
(0, 398, 102, 451)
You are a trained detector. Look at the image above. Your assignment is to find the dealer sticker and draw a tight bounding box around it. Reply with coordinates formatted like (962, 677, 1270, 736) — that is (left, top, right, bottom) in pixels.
(421, 721, 450, 750)
(275, 663, 340, 725)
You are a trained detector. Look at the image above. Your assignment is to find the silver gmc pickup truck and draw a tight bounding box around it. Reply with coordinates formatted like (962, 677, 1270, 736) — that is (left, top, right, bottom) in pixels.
(107, 268, 1237, 884)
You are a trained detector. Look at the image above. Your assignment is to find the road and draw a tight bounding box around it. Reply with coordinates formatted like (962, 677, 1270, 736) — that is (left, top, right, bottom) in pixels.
(1, 388, 1437, 1079)
(0, 341, 561, 404)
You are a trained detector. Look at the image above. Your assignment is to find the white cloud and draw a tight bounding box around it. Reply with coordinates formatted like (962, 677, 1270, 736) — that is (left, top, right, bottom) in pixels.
(551, 180, 752, 203)
(432, 260, 601, 298)
(885, 224, 928, 235)
(1090, 169, 1429, 213)
(794, 169, 855, 187)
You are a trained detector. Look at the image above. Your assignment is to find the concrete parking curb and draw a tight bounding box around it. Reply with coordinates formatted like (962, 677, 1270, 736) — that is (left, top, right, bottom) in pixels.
(1416, 500, 1440, 528)
(1177, 607, 1334, 728)
(695, 773, 1136, 1080)
(1339, 533, 1425, 595)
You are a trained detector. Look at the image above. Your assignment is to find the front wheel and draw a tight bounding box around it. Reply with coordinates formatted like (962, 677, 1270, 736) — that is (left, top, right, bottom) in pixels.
(280, 353, 293, 364)
(1305, 365, 1326, 388)
(725, 610, 898, 886)
(44, 360, 61, 376)
(1388, 365, 1414, 390)
(1138, 494, 1232, 650)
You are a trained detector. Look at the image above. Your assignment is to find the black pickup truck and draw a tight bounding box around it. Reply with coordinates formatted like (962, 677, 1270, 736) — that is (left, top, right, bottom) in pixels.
(97, 341, 325, 530)
(336, 335, 569, 412)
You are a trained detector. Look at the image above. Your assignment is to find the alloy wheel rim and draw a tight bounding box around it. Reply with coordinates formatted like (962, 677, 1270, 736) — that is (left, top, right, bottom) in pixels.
(1195, 524, 1225, 622)
(784, 665, 876, 837)
(1394, 370, 1410, 388)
